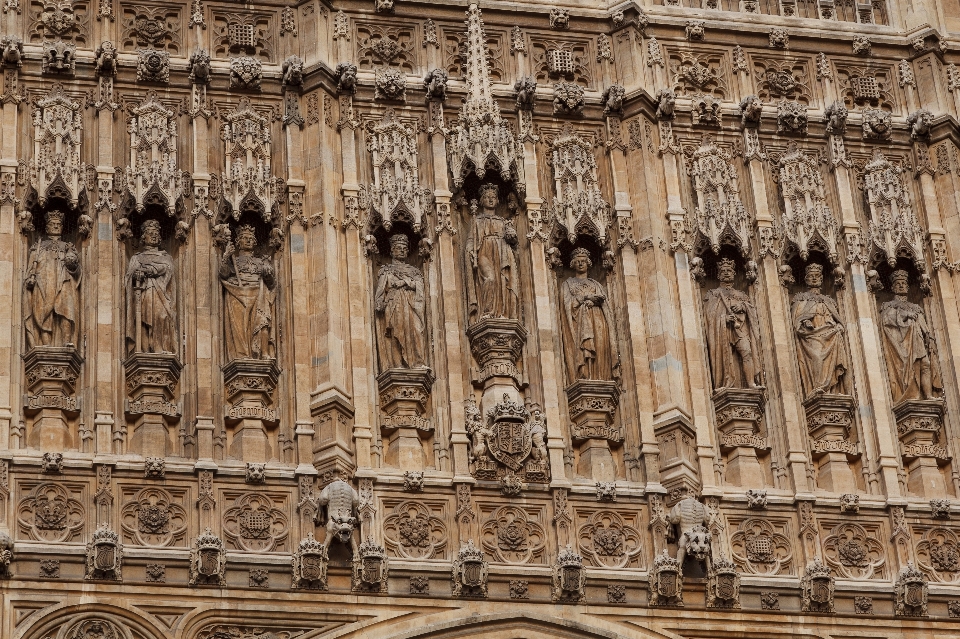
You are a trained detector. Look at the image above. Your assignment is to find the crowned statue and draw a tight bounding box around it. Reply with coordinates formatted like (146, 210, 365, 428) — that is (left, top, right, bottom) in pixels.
(702, 258, 763, 390)
(791, 263, 850, 397)
(560, 248, 620, 383)
(23, 209, 81, 350)
(219, 224, 277, 362)
(125, 220, 177, 355)
(465, 184, 521, 323)
(375, 234, 428, 370)
(879, 270, 942, 403)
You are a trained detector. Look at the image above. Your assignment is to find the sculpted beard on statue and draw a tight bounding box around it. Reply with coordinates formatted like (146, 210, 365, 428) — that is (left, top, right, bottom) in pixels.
(879, 269, 942, 403)
(703, 258, 764, 390)
(791, 263, 850, 397)
(219, 224, 277, 362)
(560, 248, 621, 382)
(466, 184, 521, 323)
(375, 234, 428, 370)
(23, 209, 81, 350)
(125, 219, 177, 355)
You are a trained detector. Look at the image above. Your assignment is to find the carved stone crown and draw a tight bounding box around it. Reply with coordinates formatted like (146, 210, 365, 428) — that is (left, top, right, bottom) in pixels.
(91, 524, 119, 545)
(805, 556, 831, 579)
(805, 263, 823, 276)
(478, 184, 499, 199)
(456, 539, 485, 562)
(236, 224, 257, 242)
(487, 393, 529, 423)
(557, 545, 584, 567)
(358, 538, 387, 559)
(298, 532, 326, 555)
(195, 528, 223, 551)
(891, 269, 909, 285)
(718, 258, 736, 274)
(46, 209, 65, 224)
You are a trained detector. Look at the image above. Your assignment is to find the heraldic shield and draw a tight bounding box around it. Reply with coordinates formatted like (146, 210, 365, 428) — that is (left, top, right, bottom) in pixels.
(811, 576, 831, 605)
(487, 395, 532, 472)
(95, 543, 116, 572)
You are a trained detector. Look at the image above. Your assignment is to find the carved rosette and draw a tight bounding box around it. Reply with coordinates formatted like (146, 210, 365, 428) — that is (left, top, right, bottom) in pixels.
(712, 387, 767, 487)
(466, 318, 526, 387)
(124, 352, 182, 457)
(452, 539, 488, 598)
(800, 557, 834, 613)
(729, 518, 793, 575)
(222, 358, 280, 463)
(552, 545, 585, 602)
(292, 532, 328, 590)
(352, 538, 389, 592)
(23, 346, 83, 451)
(383, 501, 446, 560)
(120, 486, 188, 547)
(85, 524, 122, 581)
(915, 527, 960, 583)
(189, 528, 226, 586)
(649, 549, 683, 606)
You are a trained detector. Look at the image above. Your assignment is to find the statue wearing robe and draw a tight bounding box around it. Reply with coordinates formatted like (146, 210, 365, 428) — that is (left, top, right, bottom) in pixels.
(560, 249, 620, 382)
(879, 271, 942, 403)
(23, 212, 81, 349)
(219, 227, 277, 362)
(703, 260, 763, 389)
(125, 221, 177, 355)
(375, 235, 427, 369)
(465, 186, 521, 323)
(791, 266, 850, 396)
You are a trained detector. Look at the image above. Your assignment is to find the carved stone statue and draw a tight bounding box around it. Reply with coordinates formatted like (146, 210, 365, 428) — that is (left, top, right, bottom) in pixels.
(466, 184, 521, 323)
(703, 258, 763, 389)
(528, 403, 548, 463)
(791, 263, 850, 397)
(23, 210, 81, 349)
(879, 270, 942, 403)
(375, 234, 427, 370)
(560, 248, 620, 382)
(125, 220, 176, 355)
(219, 225, 277, 362)
(315, 478, 360, 557)
(668, 495, 712, 573)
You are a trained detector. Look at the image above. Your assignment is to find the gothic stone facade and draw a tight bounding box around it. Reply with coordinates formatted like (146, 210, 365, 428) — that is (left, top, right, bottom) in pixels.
(1, 0, 960, 637)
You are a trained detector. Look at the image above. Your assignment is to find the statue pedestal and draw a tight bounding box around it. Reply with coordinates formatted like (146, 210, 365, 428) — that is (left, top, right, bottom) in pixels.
(223, 359, 280, 463)
(567, 380, 621, 481)
(124, 352, 182, 458)
(713, 388, 767, 488)
(804, 393, 858, 493)
(377, 368, 434, 471)
(653, 410, 700, 497)
(23, 346, 83, 451)
(466, 318, 526, 389)
(894, 399, 947, 497)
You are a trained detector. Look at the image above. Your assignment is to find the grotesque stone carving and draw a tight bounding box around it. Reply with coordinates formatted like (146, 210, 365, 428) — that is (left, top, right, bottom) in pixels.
(852, 36, 871, 55)
(0, 532, 12, 578)
(549, 8, 569, 29)
(143, 457, 165, 478)
(85, 524, 122, 581)
(292, 532, 328, 589)
(315, 478, 360, 556)
(514, 76, 536, 110)
(691, 94, 722, 126)
(880, 270, 942, 403)
(189, 528, 225, 586)
(452, 539, 487, 597)
(336, 62, 358, 94)
(375, 67, 406, 101)
(739, 95, 762, 128)
(703, 258, 763, 390)
(930, 499, 952, 519)
(94, 41, 117, 77)
(136, 49, 169, 83)
(655, 88, 676, 120)
(791, 263, 850, 397)
(861, 108, 891, 140)
(824, 100, 848, 135)
(402, 471, 424, 492)
(42, 40, 76, 74)
(553, 82, 584, 116)
(375, 234, 427, 370)
(560, 248, 620, 383)
(219, 225, 277, 362)
(668, 495, 713, 574)
(596, 482, 616, 502)
(552, 546, 585, 602)
(839, 493, 859, 513)
(188, 49, 211, 85)
(602, 84, 624, 117)
(768, 28, 788, 49)
(41, 452, 63, 473)
(895, 562, 928, 616)
(801, 557, 834, 612)
(466, 184, 520, 323)
(24, 210, 81, 350)
(777, 100, 807, 135)
(281, 54, 303, 88)
(745, 489, 767, 509)
(685, 20, 705, 41)
(245, 462, 266, 484)
(124, 220, 176, 355)
(907, 109, 933, 142)
(229, 56, 262, 90)
(1, 35, 23, 68)
(423, 68, 447, 101)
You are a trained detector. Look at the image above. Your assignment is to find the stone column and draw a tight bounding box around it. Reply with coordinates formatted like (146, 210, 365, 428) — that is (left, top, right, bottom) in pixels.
(0, 77, 21, 449)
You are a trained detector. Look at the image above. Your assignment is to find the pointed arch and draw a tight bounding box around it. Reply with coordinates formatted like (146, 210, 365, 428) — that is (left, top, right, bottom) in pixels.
(17, 603, 169, 639)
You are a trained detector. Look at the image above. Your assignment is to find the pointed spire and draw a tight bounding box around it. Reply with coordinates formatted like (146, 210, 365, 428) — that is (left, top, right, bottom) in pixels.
(446, 2, 524, 194)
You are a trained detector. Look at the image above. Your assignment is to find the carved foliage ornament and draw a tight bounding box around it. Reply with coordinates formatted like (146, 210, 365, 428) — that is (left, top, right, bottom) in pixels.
(120, 486, 187, 547)
(382, 501, 446, 559)
(481, 505, 546, 564)
(916, 527, 960, 583)
(823, 521, 885, 579)
(17, 482, 84, 542)
(577, 509, 643, 568)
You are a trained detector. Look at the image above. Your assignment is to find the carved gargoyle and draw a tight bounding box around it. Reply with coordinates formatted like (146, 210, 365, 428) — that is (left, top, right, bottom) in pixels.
(314, 478, 361, 557)
(655, 88, 676, 120)
(1, 35, 23, 68)
(602, 84, 625, 117)
(739, 95, 762, 128)
(282, 55, 304, 89)
(514, 76, 537, 110)
(423, 68, 448, 101)
(336, 62, 358, 95)
(823, 100, 848, 135)
(188, 49, 211, 85)
(95, 41, 118, 77)
(906, 109, 933, 141)
(667, 495, 713, 575)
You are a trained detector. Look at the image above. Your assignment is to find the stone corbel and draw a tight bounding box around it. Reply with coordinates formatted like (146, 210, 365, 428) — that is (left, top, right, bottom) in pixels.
(310, 381, 356, 480)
